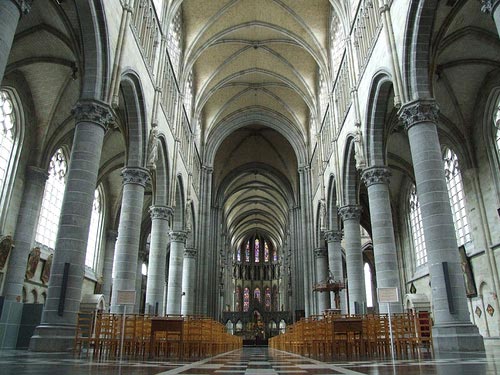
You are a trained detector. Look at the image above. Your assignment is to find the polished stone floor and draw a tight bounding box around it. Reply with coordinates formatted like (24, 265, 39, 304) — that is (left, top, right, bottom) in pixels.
(0, 346, 499, 375)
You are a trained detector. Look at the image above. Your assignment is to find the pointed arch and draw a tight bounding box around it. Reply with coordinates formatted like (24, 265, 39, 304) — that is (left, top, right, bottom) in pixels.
(119, 71, 148, 167)
(365, 71, 394, 167)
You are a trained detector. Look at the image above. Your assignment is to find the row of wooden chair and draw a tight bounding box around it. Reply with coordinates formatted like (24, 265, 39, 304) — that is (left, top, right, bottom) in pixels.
(74, 312, 242, 360)
(269, 312, 432, 360)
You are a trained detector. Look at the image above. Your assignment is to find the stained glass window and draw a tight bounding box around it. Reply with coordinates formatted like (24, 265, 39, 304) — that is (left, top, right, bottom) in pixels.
(36, 148, 68, 249)
(265, 287, 271, 311)
(254, 287, 261, 303)
(443, 147, 471, 246)
(236, 245, 241, 262)
(264, 241, 269, 262)
(245, 241, 250, 262)
(243, 287, 249, 312)
(495, 103, 500, 153)
(0, 91, 16, 197)
(273, 247, 277, 262)
(409, 184, 427, 267)
(254, 239, 260, 263)
(235, 287, 241, 311)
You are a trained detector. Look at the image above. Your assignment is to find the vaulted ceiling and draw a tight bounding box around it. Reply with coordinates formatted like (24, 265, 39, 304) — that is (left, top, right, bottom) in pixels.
(179, 0, 334, 250)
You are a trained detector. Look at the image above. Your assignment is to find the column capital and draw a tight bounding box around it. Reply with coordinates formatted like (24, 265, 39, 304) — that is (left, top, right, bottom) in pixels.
(361, 166, 391, 187)
(184, 247, 197, 258)
(150, 205, 173, 220)
(121, 167, 150, 187)
(169, 230, 188, 243)
(72, 99, 115, 131)
(314, 247, 328, 258)
(481, 0, 500, 13)
(324, 230, 343, 243)
(398, 99, 439, 131)
(298, 165, 310, 173)
(338, 205, 362, 221)
(26, 165, 48, 183)
(13, 0, 32, 15)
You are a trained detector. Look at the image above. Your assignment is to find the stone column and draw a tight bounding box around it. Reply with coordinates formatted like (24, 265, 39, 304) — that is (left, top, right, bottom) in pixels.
(314, 246, 330, 314)
(0, 1, 31, 83)
(166, 230, 187, 315)
(30, 100, 113, 351)
(3, 167, 47, 301)
(109, 167, 150, 313)
(135, 257, 143, 313)
(399, 99, 484, 352)
(101, 230, 117, 308)
(361, 166, 403, 313)
(0, 166, 46, 349)
(181, 247, 197, 315)
(481, 1, 500, 37)
(145, 205, 172, 315)
(339, 205, 366, 314)
(325, 230, 346, 312)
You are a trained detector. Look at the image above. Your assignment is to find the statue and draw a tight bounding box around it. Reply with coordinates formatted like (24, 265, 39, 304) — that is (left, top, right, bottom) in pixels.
(146, 126, 159, 170)
(353, 128, 366, 170)
(319, 199, 327, 232)
(185, 199, 192, 232)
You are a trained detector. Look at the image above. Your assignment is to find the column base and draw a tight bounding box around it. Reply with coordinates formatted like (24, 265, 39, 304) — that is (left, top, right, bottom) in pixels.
(433, 323, 485, 352)
(0, 300, 23, 349)
(29, 324, 76, 352)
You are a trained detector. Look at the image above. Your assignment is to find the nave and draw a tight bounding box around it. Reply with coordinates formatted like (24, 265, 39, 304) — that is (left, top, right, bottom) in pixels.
(0, 346, 498, 375)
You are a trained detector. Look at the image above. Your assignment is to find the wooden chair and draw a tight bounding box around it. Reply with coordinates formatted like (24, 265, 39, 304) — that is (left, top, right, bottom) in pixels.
(74, 312, 95, 357)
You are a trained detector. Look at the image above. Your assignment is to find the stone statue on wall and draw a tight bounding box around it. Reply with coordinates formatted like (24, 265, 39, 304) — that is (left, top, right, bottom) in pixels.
(319, 199, 327, 232)
(185, 199, 192, 232)
(353, 127, 366, 170)
(146, 126, 159, 170)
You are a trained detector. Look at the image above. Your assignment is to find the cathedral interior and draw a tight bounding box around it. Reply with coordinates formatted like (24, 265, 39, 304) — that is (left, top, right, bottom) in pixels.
(1, 0, 500, 373)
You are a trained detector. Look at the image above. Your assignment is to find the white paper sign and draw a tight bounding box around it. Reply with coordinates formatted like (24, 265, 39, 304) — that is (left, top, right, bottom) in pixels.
(116, 290, 136, 305)
(377, 287, 399, 303)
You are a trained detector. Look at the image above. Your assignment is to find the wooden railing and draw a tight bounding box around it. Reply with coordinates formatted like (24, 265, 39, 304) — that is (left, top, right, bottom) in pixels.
(74, 313, 242, 360)
(269, 312, 432, 359)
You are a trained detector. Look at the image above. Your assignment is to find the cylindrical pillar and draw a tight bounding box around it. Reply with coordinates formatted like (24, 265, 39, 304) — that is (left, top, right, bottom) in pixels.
(101, 230, 118, 307)
(361, 166, 403, 313)
(325, 230, 346, 312)
(135, 256, 143, 313)
(481, 0, 500, 37)
(30, 100, 113, 351)
(166, 230, 187, 314)
(110, 167, 149, 313)
(339, 205, 365, 314)
(399, 99, 484, 351)
(0, 1, 31, 83)
(2, 166, 47, 301)
(181, 247, 197, 315)
(145, 205, 172, 315)
(314, 246, 330, 314)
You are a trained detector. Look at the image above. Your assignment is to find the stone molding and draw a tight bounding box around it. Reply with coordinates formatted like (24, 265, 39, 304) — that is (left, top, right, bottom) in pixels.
(314, 247, 328, 258)
(398, 99, 439, 131)
(184, 248, 197, 258)
(13, 0, 32, 15)
(169, 230, 188, 243)
(150, 205, 173, 220)
(361, 166, 391, 187)
(72, 100, 114, 131)
(324, 230, 343, 243)
(338, 205, 362, 221)
(121, 167, 150, 187)
(481, 0, 500, 13)
(26, 166, 48, 183)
